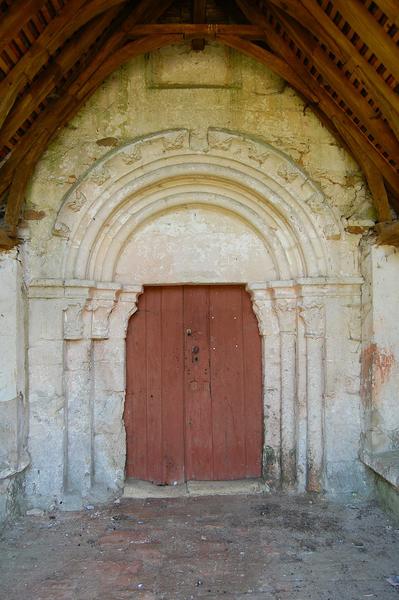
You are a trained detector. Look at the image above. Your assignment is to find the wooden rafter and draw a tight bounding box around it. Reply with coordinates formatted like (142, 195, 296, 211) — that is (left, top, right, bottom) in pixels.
(235, 0, 399, 215)
(270, 7, 399, 160)
(267, 0, 399, 139)
(0, 8, 122, 151)
(374, 0, 399, 27)
(192, 0, 207, 51)
(217, 35, 318, 102)
(0, 0, 130, 128)
(128, 24, 265, 38)
(332, 0, 399, 83)
(0, 0, 46, 54)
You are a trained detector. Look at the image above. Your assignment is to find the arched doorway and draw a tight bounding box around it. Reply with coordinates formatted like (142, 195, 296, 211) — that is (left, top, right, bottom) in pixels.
(124, 285, 263, 484)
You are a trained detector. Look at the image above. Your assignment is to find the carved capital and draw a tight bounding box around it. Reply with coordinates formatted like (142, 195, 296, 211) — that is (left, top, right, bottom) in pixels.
(86, 286, 120, 339)
(109, 285, 143, 338)
(88, 299, 116, 339)
(274, 299, 297, 334)
(63, 303, 85, 340)
(299, 301, 325, 338)
(246, 285, 279, 337)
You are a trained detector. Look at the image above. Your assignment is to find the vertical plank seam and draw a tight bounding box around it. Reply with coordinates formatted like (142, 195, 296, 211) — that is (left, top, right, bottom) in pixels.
(240, 287, 248, 477)
(208, 285, 215, 481)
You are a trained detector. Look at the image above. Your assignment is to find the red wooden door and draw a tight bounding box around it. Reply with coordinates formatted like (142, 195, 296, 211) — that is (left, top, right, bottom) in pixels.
(124, 285, 263, 483)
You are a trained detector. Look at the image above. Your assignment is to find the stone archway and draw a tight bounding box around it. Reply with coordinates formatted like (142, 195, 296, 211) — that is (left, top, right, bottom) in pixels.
(26, 129, 362, 507)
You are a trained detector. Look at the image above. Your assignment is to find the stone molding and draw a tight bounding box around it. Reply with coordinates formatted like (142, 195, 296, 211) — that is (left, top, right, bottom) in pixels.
(246, 277, 362, 492)
(28, 280, 143, 340)
(51, 129, 344, 282)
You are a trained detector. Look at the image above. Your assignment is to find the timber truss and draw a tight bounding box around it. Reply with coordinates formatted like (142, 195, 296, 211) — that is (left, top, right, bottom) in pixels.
(0, 0, 399, 248)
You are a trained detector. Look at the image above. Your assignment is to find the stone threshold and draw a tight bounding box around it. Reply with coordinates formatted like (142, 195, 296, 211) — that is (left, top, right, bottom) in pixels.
(360, 448, 399, 489)
(123, 478, 268, 498)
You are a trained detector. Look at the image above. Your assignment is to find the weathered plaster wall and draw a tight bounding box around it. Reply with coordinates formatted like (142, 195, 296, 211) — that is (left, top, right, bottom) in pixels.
(0, 250, 28, 523)
(22, 42, 373, 272)
(361, 245, 399, 454)
(0, 42, 383, 517)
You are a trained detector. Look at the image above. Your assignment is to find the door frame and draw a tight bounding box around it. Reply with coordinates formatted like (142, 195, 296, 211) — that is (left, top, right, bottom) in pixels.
(124, 284, 264, 484)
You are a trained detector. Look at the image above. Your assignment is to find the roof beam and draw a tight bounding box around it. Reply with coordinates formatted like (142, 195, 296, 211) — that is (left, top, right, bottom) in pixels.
(234, 0, 399, 207)
(267, 0, 399, 139)
(0, 0, 46, 54)
(128, 24, 266, 38)
(271, 7, 399, 161)
(0, 0, 129, 128)
(375, 221, 399, 246)
(374, 0, 399, 27)
(1, 34, 182, 234)
(0, 8, 121, 150)
(217, 36, 318, 102)
(192, 0, 207, 51)
(332, 0, 399, 83)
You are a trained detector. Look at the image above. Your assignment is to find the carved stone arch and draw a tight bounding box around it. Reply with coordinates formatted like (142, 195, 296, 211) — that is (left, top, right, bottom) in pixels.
(53, 128, 343, 282)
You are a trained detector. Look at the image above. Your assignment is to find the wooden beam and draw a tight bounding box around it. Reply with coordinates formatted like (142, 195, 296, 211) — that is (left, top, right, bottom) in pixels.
(268, 0, 399, 138)
(271, 7, 399, 161)
(363, 165, 392, 223)
(67, 0, 175, 100)
(192, 0, 207, 51)
(128, 24, 266, 38)
(265, 0, 345, 59)
(0, 0, 46, 54)
(375, 0, 399, 26)
(0, 0, 122, 128)
(0, 227, 19, 250)
(0, 35, 182, 230)
(234, 0, 399, 202)
(335, 122, 393, 222)
(332, 0, 399, 83)
(0, 8, 121, 150)
(217, 36, 318, 102)
(375, 221, 399, 246)
(0, 0, 175, 200)
(4, 130, 49, 237)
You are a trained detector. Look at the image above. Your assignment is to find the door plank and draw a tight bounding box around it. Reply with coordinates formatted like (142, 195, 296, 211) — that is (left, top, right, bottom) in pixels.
(184, 286, 213, 480)
(125, 291, 148, 479)
(241, 287, 263, 477)
(210, 286, 247, 480)
(161, 286, 185, 484)
(145, 287, 164, 483)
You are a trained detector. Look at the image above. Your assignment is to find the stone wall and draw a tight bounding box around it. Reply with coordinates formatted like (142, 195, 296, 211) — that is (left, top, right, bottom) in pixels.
(1, 42, 391, 518)
(0, 250, 28, 523)
(360, 244, 399, 509)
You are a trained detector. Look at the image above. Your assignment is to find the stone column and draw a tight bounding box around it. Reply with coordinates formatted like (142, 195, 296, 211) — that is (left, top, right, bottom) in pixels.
(273, 287, 298, 489)
(63, 282, 120, 499)
(63, 284, 93, 497)
(27, 280, 66, 503)
(246, 283, 281, 488)
(94, 285, 143, 492)
(299, 296, 326, 493)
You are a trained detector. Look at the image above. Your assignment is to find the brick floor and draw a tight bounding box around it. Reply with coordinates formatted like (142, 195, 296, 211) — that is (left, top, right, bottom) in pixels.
(1, 493, 399, 599)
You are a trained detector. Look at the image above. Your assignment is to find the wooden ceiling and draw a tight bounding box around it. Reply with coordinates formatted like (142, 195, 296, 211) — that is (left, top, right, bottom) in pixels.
(1, 0, 399, 249)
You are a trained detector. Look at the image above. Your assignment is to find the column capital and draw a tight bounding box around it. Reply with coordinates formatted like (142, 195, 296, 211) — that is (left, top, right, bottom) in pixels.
(273, 298, 297, 334)
(299, 300, 325, 339)
(246, 283, 279, 337)
(109, 285, 144, 338)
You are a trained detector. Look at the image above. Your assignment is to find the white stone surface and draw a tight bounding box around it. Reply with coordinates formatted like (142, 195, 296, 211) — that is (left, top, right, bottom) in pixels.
(0, 251, 28, 521)
(1, 43, 392, 517)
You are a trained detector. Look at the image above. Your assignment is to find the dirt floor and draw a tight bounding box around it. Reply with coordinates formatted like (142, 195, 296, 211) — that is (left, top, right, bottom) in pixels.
(1, 493, 399, 599)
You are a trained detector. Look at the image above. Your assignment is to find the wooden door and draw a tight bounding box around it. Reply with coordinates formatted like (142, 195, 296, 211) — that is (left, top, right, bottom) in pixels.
(124, 285, 263, 483)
